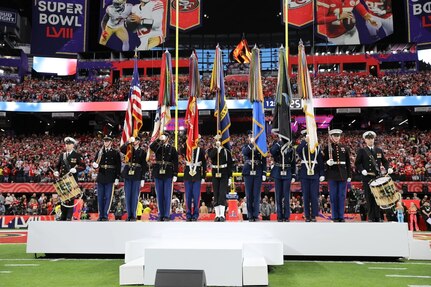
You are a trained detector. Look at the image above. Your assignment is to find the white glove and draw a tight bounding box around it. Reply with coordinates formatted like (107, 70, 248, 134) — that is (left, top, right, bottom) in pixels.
(140, 180, 145, 187)
(160, 135, 166, 141)
(201, 179, 205, 184)
(92, 162, 99, 169)
(114, 179, 119, 186)
(228, 178, 232, 186)
(326, 159, 334, 166)
(361, 170, 368, 176)
(129, 137, 135, 143)
(250, 137, 255, 144)
(370, 6, 386, 16)
(388, 168, 393, 174)
(70, 168, 77, 174)
(54, 171, 59, 177)
(173, 176, 177, 182)
(215, 141, 221, 147)
(291, 178, 296, 183)
(347, 178, 351, 183)
(262, 175, 266, 181)
(319, 176, 325, 182)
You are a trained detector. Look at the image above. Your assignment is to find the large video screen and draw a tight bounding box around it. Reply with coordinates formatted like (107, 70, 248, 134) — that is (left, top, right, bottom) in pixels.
(33, 57, 77, 76)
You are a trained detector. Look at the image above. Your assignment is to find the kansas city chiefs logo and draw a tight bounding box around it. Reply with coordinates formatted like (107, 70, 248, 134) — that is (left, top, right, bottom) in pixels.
(171, 0, 200, 12)
(289, 0, 312, 9)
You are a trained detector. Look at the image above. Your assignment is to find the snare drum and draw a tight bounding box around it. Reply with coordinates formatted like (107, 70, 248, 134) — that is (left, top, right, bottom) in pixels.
(53, 173, 82, 202)
(369, 176, 401, 209)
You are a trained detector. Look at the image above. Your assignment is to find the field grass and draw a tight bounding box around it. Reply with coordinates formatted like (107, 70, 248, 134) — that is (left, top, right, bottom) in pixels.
(1, 244, 430, 287)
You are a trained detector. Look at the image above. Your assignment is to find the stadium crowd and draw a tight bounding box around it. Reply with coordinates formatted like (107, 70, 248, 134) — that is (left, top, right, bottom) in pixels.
(1, 71, 431, 102)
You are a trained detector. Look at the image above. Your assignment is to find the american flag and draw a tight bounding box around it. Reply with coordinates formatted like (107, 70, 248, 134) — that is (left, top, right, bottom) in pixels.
(121, 56, 142, 162)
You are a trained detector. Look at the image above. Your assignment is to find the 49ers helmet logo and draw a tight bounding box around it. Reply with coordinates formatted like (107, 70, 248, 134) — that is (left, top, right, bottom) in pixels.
(289, 0, 312, 9)
(171, 0, 199, 12)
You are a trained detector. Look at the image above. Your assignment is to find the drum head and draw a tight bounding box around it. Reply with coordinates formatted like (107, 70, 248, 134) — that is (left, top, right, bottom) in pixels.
(369, 177, 390, 187)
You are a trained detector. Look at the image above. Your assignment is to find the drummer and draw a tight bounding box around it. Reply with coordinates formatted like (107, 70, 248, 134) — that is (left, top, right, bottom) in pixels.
(354, 131, 393, 222)
(53, 137, 85, 221)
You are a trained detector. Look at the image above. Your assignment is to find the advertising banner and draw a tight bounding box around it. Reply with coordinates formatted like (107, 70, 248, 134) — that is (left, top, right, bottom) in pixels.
(169, 0, 202, 30)
(31, 0, 88, 55)
(0, 8, 18, 26)
(98, 0, 168, 51)
(407, 0, 431, 45)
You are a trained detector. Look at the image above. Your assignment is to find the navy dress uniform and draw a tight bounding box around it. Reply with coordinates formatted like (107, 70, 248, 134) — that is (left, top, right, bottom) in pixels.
(120, 136, 148, 221)
(297, 134, 325, 222)
(54, 137, 85, 221)
(323, 129, 352, 222)
(242, 133, 267, 222)
(183, 144, 207, 221)
(92, 136, 121, 221)
(150, 132, 179, 221)
(207, 136, 233, 222)
(270, 139, 296, 222)
(354, 131, 392, 222)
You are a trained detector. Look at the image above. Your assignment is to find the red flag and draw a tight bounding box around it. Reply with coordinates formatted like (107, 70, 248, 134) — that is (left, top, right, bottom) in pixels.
(282, 0, 314, 27)
(169, 0, 202, 30)
(121, 56, 142, 162)
(185, 52, 200, 162)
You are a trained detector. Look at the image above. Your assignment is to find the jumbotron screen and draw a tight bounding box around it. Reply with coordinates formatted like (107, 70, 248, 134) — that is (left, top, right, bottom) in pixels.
(33, 56, 77, 76)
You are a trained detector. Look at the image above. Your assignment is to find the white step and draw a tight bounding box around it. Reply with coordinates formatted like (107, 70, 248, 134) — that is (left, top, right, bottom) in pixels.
(243, 256, 268, 286)
(119, 257, 145, 285)
(408, 231, 431, 260)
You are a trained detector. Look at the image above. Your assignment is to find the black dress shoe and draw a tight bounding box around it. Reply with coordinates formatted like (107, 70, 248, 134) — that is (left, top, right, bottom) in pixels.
(186, 218, 192, 222)
(157, 217, 164, 222)
(277, 219, 283, 222)
(249, 218, 255, 222)
(164, 217, 170, 222)
(191, 218, 197, 221)
(214, 217, 220, 222)
(311, 218, 317, 222)
(101, 218, 108, 221)
(339, 219, 345, 222)
(305, 218, 311, 222)
(125, 218, 130, 222)
(284, 219, 290, 222)
(97, 218, 103, 221)
(219, 217, 226, 222)
(129, 218, 137, 222)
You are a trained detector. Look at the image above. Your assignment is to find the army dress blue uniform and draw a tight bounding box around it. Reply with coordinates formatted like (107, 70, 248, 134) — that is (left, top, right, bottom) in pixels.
(183, 147, 207, 221)
(93, 141, 121, 221)
(242, 143, 267, 221)
(120, 141, 148, 221)
(55, 138, 85, 221)
(270, 140, 296, 222)
(207, 145, 233, 221)
(150, 138, 178, 221)
(297, 140, 324, 222)
(323, 135, 351, 222)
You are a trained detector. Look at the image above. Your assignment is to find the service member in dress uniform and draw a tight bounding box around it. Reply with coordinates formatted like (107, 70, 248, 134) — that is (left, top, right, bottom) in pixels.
(323, 129, 351, 222)
(92, 135, 121, 221)
(242, 130, 267, 222)
(207, 135, 233, 222)
(53, 137, 85, 221)
(354, 131, 393, 222)
(297, 130, 325, 222)
(150, 131, 179, 221)
(120, 135, 148, 221)
(270, 136, 296, 222)
(183, 136, 207, 221)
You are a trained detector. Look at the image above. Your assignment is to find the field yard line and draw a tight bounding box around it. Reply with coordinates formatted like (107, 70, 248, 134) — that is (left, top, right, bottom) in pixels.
(407, 285, 431, 287)
(355, 261, 364, 265)
(0, 271, 12, 273)
(386, 275, 431, 279)
(368, 267, 407, 270)
(4, 264, 39, 267)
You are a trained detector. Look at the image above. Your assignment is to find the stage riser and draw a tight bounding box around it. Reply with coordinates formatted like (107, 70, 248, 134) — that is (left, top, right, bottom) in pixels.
(27, 221, 410, 258)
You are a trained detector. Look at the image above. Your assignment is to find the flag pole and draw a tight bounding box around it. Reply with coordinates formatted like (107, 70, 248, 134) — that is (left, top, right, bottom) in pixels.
(284, 0, 289, 65)
(174, 0, 179, 150)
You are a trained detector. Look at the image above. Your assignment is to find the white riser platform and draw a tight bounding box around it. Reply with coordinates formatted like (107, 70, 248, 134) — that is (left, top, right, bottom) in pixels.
(27, 221, 411, 258)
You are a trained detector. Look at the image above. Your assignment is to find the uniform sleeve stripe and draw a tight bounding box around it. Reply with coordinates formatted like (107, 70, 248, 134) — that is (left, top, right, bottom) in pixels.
(316, 1, 330, 8)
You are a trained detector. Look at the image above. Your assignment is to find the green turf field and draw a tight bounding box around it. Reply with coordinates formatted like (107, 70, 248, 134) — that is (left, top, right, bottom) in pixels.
(1, 244, 430, 287)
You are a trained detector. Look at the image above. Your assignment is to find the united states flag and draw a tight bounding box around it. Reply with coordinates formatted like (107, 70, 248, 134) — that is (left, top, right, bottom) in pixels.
(121, 56, 142, 162)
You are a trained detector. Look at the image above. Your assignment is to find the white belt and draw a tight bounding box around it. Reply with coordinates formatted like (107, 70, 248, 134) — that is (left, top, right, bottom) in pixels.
(186, 161, 202, 167)
(301, 160, 317, 164)
(332, 161, 346, 165)
(212, 164, 227, 168)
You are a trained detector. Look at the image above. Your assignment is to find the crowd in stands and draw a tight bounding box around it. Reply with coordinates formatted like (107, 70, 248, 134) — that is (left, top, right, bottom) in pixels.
(1, 129, 431, 185)
(1, 71, 431, 102)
